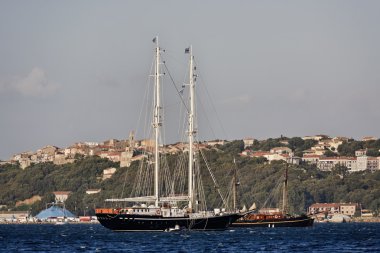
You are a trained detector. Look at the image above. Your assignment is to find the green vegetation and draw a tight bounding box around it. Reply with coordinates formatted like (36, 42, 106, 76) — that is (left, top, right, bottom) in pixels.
(242, 137, 317, 157)
(0, 156, 118, 216)
(243, 136, 380, 158)
(234, 159, 380, 216)
(1, 147, 380, 216)
(248, 138, 286, 151)
(324, 150, 338, 157)
(338, 139, 380, 156)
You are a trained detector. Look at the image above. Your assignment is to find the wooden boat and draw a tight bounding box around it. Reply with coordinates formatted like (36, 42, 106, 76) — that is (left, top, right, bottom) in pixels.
(232, 212, 314, 227)
(232, 166, 314, 227)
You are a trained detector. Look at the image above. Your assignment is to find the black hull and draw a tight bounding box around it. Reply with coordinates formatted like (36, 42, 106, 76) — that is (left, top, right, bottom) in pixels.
(231, 216, 314, 228)
(96, 213, 242, 231)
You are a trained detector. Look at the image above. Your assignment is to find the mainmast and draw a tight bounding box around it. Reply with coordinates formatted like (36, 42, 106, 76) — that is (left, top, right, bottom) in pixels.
(282, 165, 288, 214)
(187, 45, 196, 211)
(153, 36, 161, 207)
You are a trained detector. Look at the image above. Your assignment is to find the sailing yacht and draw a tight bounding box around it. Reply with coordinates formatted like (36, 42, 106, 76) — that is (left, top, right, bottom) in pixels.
(232, 166, 314, 227)
(95, 37, 243, 231)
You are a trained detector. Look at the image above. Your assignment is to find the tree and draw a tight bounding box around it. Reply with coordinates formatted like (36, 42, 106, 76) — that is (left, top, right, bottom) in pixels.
(252, 157, 268, 164)
(288, 137, 304, 151)
(366, 149, 380, 157)
(219, 140, 244, 154)
(324, 150, 338, 157)
(332, 164, 349, 178)
(338, 141, 363, 156)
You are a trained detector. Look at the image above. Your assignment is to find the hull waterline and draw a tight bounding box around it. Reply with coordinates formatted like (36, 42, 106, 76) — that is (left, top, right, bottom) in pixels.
(231, 216, 314, 228)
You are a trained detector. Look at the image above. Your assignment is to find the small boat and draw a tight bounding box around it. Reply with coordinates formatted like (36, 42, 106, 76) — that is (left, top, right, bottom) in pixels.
(55, 219, 68, 225)
(96, 37, 243, 232)
(232, 166, 314, 227)
(165, 224, 182, 232)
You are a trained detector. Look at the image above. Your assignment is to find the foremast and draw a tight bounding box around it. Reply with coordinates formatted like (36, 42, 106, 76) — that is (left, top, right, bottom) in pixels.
(186, 45, 196, 211)
(282, 165, 288, 214)
(104, 38, 189, 205)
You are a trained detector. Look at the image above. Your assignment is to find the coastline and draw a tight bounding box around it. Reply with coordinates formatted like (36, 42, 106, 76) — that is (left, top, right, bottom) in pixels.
(1, 218, 380, 224)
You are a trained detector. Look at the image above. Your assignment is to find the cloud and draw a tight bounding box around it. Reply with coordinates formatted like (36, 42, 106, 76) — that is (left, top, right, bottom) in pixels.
(10, 67, 59, 97)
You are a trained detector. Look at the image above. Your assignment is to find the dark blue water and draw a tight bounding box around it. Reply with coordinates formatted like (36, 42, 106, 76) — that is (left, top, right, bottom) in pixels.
(1, 223, 379, 252)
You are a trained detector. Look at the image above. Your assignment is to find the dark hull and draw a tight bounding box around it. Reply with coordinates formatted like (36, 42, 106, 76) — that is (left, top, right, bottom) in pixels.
(96, 213, 242, 231)
(231, 216, 314, 228)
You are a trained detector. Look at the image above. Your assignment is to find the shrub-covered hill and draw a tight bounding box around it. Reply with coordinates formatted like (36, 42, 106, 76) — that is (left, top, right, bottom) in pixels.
(1, 150, 380, 216)
(0, 156, 118, 215)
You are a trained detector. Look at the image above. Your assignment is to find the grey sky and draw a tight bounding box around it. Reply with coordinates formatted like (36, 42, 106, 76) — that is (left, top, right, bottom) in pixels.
(1, 1, 379, 160)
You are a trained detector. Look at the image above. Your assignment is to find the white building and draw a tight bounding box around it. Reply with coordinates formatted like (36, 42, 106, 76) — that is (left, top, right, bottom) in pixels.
(309, 203, 358, 217)
(103, 167, 117, 180)
(316, 155, 379, 172)
(86, 189, 101, 195)
(270, 147, 292, 155)
(206, 140, 226, 147)
(355, 156, 379, 171)
(120, 150, 133, 167)
(251, 151, 299, 164)
(355, 149, 367, 157)
(362, 136, 377, 142)
(302, 155, 321, 165)
(243, 138, 254, 148)
(302, 135, 329, 141)
(53, 191, 71, 203)
(317, 157, 357, 171)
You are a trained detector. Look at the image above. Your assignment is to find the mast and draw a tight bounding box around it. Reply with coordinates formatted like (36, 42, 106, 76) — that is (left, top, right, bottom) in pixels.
(233, 158, 238, 211)
(153, 36, 161, 207)
(282, 165, 288, 214)
(187, 45, 195, 210)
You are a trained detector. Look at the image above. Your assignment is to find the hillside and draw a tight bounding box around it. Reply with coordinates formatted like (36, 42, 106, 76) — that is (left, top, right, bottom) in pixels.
(1, 143, 380, 216)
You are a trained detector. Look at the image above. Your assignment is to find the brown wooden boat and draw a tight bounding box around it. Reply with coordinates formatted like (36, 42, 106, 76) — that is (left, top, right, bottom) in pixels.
(232, 165, 314, 227)
(232, 212, 314, 227)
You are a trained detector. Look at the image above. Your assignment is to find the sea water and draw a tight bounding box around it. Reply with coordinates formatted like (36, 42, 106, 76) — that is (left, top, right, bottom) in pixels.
(0, 223, 379, 252)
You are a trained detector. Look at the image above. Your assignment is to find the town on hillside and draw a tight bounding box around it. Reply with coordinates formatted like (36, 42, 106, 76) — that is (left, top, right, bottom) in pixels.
(0, 132, 224, 169)
(241, 135, 380, 173)
(1, 134, 380, 173)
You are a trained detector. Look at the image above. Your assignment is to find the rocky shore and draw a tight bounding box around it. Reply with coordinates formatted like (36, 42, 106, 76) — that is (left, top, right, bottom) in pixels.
(352, 217, 380, 223)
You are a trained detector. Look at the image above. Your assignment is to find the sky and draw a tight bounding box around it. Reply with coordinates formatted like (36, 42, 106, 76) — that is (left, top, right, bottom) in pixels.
(1, 0, 380, 160)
